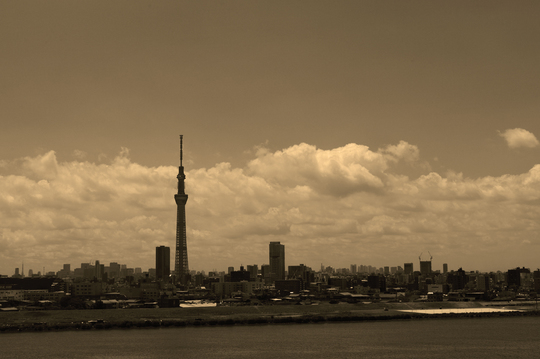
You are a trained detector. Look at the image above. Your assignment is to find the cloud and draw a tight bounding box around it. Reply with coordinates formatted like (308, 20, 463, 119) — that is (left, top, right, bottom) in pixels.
(1, 141, 540, 274)
(381, 140, 420, 163)
(72, 150, 87, 160)
(499, 128, 539, 149)
(0, 150, 176, 272)
(246, 142, 420, 197)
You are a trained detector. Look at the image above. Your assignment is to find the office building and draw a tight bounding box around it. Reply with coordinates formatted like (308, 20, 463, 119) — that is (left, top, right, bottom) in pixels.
(420, 261, 432, 276)
(95, 260, 104, 280)
(156, 245, 170, 281)
(261, 264, 271, 283)
(404, 263, 413, 275)
(507, 267, 530, 289)
(288, 264, 308, 280)
(231, 266, 250, 282)
(447, 268, 468, 290)
(477, 274, 489, 291)
(367, 274, 386, 292)
(269, 241, 285, 282)
(246, 265, 258, 280)
(109, 262, 120, 279)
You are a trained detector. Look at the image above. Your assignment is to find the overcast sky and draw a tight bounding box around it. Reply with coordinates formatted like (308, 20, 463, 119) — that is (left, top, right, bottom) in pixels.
(1, 1, 540, 275)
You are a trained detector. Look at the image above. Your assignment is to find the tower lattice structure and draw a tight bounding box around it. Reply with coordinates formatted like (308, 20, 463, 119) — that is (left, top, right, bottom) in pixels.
(174, 135, 189, 283)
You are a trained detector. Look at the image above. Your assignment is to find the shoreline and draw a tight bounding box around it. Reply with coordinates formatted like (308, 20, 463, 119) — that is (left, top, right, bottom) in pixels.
(1, 302, 538, 334)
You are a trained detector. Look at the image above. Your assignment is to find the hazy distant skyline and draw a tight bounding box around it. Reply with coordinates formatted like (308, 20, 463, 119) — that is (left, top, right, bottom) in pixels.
(1, 1, 540, 274)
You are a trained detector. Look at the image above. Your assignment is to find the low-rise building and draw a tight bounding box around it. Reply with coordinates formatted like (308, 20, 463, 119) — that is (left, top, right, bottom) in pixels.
(211, 280, 264, 298)
(71, 281, 103, 297)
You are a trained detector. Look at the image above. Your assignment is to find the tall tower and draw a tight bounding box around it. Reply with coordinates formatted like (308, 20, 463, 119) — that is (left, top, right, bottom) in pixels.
(174, 135, 189, 283)
(269, 241, 285, 282)
(156, 245, 171, 281)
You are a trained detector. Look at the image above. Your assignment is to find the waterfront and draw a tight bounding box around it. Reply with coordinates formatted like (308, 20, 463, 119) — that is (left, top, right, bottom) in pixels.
(1, 316, 539, 358)
(397, 307, 523, 315)
(1, 301, 536, 333)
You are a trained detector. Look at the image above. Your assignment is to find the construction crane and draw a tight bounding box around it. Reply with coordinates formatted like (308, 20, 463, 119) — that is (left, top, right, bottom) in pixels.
(419, 252, 433, 261)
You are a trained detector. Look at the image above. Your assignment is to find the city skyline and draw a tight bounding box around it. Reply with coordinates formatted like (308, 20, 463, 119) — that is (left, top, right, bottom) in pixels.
(4, 253, 533, 279)
(1, 2, 540, 274)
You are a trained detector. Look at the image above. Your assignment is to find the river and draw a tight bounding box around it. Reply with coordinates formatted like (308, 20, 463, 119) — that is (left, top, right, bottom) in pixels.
(1, 316, 539, 358)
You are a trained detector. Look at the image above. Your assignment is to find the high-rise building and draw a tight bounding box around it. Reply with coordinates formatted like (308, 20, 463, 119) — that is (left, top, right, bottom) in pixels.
(533, 270, 540, 292)
(174, 135, 189, 284)
(404, 263, 413, 274)
(120, 264, 127, 278)
(261, 264, 271, 283)
(447, 268, 468, 290)
(246, 265, 258, 280)
(288, 264, 307, 279)
(420, 261, 432, 276)
(109, 262, 120, 278)
(269, 241, 285, 281)
(57, 264, 71, 278)
(507, 267, 530, 289)
(95, 260, 104, 280)
(477, 274, 489, 291)
(443, 263, 448, 273)
(288, 264, 312, 289)
(156, 245, 171, 281)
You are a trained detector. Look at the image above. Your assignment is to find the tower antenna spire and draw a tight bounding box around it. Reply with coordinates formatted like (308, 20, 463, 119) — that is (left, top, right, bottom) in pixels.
(175, 135, 189, 284)
(179, 135, 183, 167)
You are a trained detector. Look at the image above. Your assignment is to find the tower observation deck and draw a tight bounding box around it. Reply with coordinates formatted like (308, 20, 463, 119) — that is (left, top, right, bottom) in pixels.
(174, 135, 189, 283)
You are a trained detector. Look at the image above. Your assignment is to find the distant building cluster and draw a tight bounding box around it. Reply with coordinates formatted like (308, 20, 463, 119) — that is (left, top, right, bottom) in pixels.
(2, 242, 540, 310)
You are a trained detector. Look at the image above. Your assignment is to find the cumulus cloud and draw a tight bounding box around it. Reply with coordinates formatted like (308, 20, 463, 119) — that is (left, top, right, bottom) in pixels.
(499, 128, 539, 149)
(1, 141, 540, 274)
(246, 142, 420, 197)
(381, 140, 420, 163)
(0, 150, 176, 272)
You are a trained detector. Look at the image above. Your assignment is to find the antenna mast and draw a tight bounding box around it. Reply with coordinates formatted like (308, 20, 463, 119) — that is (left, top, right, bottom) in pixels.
(180, 135, 183, 167)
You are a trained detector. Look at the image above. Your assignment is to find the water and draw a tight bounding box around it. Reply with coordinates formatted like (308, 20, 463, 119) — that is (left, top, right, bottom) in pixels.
(1, 316, 539, 358)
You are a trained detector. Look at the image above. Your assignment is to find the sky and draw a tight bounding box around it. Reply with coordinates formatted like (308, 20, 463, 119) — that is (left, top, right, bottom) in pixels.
(1, 1, 540, 275)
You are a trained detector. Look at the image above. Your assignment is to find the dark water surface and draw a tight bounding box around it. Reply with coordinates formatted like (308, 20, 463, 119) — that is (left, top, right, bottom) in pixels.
(1, 316, 539, 358)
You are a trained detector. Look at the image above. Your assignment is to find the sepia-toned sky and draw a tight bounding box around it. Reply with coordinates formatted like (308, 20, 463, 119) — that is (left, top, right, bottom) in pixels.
(1, 1, 540, 275)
